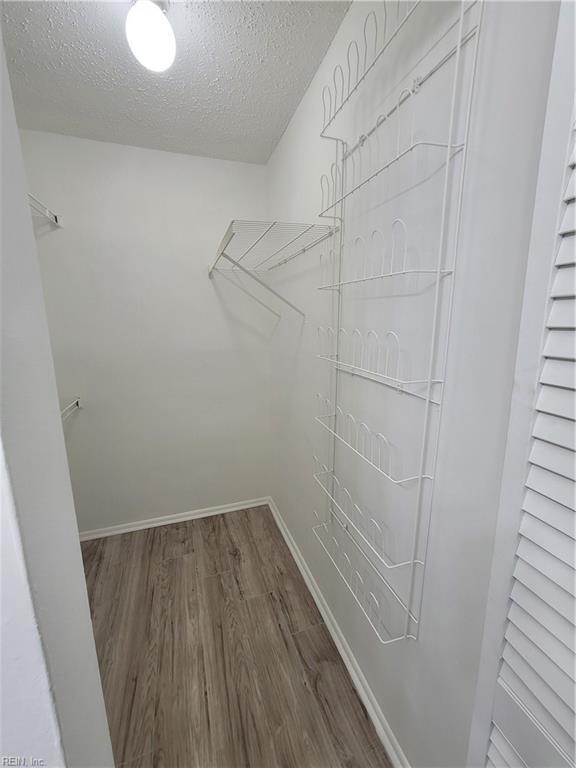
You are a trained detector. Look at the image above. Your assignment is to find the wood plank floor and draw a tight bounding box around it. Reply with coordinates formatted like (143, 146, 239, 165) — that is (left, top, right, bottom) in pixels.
(82, 505, 393, 768)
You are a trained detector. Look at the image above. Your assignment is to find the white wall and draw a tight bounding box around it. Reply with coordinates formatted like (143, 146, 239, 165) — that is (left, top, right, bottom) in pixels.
(1, 449, 65, 767)
(265, 2, 559, 766)
(1, 43, 113, 767)
(20, 130, 270, 534)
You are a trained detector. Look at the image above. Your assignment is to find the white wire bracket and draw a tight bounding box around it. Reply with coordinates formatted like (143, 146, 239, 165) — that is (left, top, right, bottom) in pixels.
(28, 194, 61, 228)
(208, 220, 335, 316)
(61, 398, 80, 421)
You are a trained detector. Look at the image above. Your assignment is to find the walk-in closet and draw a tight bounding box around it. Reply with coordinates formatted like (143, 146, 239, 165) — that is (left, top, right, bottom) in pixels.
(1, 2, 574, 767)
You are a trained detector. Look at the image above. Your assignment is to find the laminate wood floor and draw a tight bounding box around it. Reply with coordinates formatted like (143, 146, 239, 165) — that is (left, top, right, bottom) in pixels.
(82, 505, 393, 768)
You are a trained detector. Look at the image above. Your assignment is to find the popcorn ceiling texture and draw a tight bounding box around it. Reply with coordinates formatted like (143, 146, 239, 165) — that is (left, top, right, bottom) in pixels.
(2, 1, 348, 164)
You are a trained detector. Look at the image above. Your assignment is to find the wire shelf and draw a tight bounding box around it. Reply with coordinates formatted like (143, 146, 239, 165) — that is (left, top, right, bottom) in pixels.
(320, 141, 463, 218)
(317, 326, 443, 403)
(320, 1, 422, 137)
(315, 395, 432, 485)
(320, 1, 479, 142)
(318, 218, 453, 292)
(318, 356, 442, 404)
(318, 268, 453, 291)
(313, 514, 418, 645)
(208, 220, 335, 316)
(209, 220, 335, 274)
(313, 463, 422, 571)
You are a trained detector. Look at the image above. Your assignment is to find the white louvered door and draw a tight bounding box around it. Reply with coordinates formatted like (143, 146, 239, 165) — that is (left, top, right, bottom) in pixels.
(487, 131, 575, 764)
(467, 5, 575, 767)
(485, 108, 576, 758)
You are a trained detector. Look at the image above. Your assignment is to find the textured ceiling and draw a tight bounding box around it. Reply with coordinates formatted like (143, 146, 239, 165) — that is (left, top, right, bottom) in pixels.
(2, 1, 348, 163)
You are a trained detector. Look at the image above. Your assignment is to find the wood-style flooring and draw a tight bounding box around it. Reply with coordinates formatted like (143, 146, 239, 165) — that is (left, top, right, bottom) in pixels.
(81, 505, 392, 768)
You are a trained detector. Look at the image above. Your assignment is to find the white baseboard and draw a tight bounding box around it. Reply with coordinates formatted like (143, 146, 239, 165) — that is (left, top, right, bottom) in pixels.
(267, 496, 411, 768)
(80, 493, 409, 767)
(78, 496, 270, 541)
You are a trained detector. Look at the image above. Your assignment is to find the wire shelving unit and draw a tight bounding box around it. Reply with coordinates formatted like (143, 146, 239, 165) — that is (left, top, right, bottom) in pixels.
(312, 0, 484, 645)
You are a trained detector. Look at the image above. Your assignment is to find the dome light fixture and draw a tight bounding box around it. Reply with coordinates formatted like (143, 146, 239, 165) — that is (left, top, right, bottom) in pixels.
(125, 0, 176, 73)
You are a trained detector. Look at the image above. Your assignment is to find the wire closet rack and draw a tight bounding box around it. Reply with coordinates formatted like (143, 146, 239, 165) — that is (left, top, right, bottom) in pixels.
(209, 220, 335, 315)
(313, 0, 483, 645)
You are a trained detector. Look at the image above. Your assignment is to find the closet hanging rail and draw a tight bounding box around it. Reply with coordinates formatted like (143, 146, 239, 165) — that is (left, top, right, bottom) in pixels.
(61, 398, 80, 421)
(208, 220, 335, 315)
(28, 194, 61, 227)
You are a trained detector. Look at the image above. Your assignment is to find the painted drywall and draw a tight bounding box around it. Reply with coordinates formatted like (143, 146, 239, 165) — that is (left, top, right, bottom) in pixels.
(20, 130, 271, 534)
(1, 449, 65, 767)
(1, 42, 113, 767)
(265, 2, 559, 766)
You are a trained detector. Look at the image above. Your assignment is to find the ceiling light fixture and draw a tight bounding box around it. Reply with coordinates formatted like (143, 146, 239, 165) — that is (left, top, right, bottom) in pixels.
(125, 0, 176, 73)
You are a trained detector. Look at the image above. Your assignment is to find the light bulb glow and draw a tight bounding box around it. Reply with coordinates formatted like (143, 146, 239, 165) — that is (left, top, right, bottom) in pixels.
(125, 0, 176, 73)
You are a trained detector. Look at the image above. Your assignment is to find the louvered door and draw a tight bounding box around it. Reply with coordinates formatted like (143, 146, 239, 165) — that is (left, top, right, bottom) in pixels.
(468, 5, 576, 765)
(484, 79, 576, 768)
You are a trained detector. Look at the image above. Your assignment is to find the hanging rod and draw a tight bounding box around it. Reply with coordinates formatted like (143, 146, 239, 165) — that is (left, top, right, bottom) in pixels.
(61, 398, 80, 421)
(28, 194, 61, 227)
